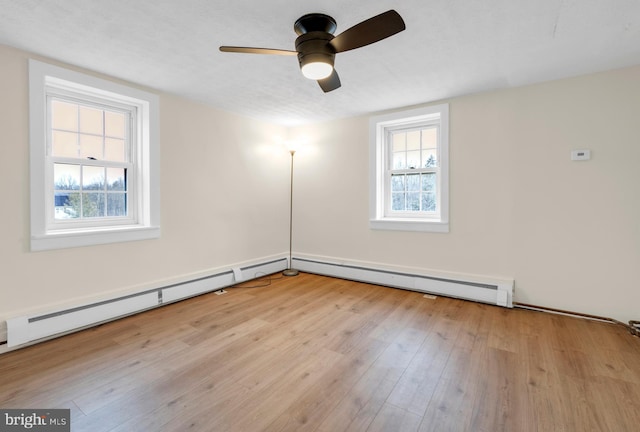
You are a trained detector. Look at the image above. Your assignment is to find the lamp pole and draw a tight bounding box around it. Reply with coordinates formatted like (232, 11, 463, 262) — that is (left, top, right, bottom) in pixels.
(283, 149, 299, 276)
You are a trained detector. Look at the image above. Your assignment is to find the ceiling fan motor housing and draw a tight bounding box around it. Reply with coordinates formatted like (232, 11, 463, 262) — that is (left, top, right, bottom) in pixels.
(294, 13, 337, 35)
(295, 31, 336, 70)
(294, 13, 338, 72)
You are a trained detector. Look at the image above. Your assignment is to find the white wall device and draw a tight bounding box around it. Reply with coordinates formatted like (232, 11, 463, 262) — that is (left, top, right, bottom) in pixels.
(571, 149, 591, 161)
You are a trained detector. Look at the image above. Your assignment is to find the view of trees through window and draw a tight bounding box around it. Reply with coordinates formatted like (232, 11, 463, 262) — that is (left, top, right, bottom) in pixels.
(54, 166, 127, 219)
(391, 172, 436, 212)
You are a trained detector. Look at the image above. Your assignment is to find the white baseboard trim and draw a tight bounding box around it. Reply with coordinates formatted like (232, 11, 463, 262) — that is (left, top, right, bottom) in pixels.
(2, 255, 288, 352)
(292, 254, 514, 308)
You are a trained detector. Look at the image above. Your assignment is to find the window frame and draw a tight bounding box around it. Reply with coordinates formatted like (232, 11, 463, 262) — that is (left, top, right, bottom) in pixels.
(29, 59, 160, 251)
(369, 104, 450, 233)
(47, 92, 136, 228)
(384, 122, 440, 218)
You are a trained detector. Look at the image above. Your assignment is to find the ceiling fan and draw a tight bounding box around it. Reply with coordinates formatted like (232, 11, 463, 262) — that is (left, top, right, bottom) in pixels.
(219, 10, 406, 93)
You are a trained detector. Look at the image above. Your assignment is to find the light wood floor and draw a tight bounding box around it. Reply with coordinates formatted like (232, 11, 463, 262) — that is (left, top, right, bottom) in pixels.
(1, 273, 639, 431)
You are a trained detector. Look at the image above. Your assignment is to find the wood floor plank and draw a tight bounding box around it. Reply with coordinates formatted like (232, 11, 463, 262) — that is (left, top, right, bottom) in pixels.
(316, 325, 428, 432)
(262, 336, 389, 432)
(487, 306, 522, 353)
(417, 346, 484, 432)
(521, 334, 567, 432)
(367, 403, 423, 432)
(386, 316, 461, 416)
(368, 292, 435, 343)
(468, 347, 529, 432)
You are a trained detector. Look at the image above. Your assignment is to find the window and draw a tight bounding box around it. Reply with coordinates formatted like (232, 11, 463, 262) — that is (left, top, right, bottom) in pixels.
(51, 99, 131, 222)
(30, 60, 160, 250)
(369, 104, 449, 232)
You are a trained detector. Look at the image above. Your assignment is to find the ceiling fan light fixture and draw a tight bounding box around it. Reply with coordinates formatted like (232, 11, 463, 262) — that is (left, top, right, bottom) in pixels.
(301, 61, 333, 80)
(220, 10, 405, 92)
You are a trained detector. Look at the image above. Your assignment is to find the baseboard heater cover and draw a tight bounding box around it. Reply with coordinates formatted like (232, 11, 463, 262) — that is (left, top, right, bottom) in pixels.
(5, 257, 287, 349)
(6, 293, 158, 348)
(292, 257, 513, 308)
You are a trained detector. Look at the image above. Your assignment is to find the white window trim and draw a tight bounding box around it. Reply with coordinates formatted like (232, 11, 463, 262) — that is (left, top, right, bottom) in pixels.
(29, 59, 160, 251)
(369, 104, 449, 233)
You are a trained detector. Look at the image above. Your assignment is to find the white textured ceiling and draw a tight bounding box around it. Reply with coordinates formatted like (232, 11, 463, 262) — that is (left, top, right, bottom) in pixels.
(1, 0, 639, 125)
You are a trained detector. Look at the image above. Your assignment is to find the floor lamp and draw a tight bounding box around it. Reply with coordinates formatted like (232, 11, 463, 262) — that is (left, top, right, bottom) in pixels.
(283, 149, 299, 276)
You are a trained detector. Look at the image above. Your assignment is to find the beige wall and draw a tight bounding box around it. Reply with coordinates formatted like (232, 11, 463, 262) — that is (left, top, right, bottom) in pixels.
(0, 45, 290, 326)
(291, 65, 640, 323)
(1, 41, 638, 333)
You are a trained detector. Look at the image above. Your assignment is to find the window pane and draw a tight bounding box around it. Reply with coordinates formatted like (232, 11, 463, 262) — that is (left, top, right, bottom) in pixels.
(422, 150, 437, 167)
(406, 150, 420, 169)
(79, 106, 103, 135)
(107, 193, 127, 216)
(421, 193, 436, 212)
(54, 192, 80, 219)
(54, 164, 80, 190)
(105, 111, 125, 138)
(107, 167, 126, 191)
(51, 100, 78, 131)
(393, 152, 406, 169)
(392, 132, 409, 169)
(51, 130, 78, 157)
(422, 127, 437, 147)
(406, 130, 420, 150)
(421, 127, 438, 167)
(407, 192, 420, 211)
(82, 192, 105, 218)
(421, 173, 436, 192)
(80, 134, 103, 159)
(392, 192, 405, 211)
(391, 174, 405, 192)
(105, 138, 126, 162)
(82, 166, 105, 190)
(407, 173, 420, 191)
(392, 132, 405, 152)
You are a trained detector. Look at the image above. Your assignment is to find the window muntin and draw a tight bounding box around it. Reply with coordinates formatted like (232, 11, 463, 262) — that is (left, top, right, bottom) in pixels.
(369, 104, 449, 233)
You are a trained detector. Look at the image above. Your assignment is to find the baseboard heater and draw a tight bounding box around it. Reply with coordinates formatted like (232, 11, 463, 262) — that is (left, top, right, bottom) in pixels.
(5, 258, 287, 349)
(292, 257, 513, 308)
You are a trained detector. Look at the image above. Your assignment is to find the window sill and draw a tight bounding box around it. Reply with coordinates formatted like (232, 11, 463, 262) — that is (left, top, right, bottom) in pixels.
(369, 218, 449, 233)
(31, 225, 160, 251)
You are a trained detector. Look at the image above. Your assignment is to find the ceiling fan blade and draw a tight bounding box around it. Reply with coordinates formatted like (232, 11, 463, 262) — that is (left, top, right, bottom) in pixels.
(318, 69, 341, 93)
(330, 10, 405, 53)
(219, 46, 297, 56)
